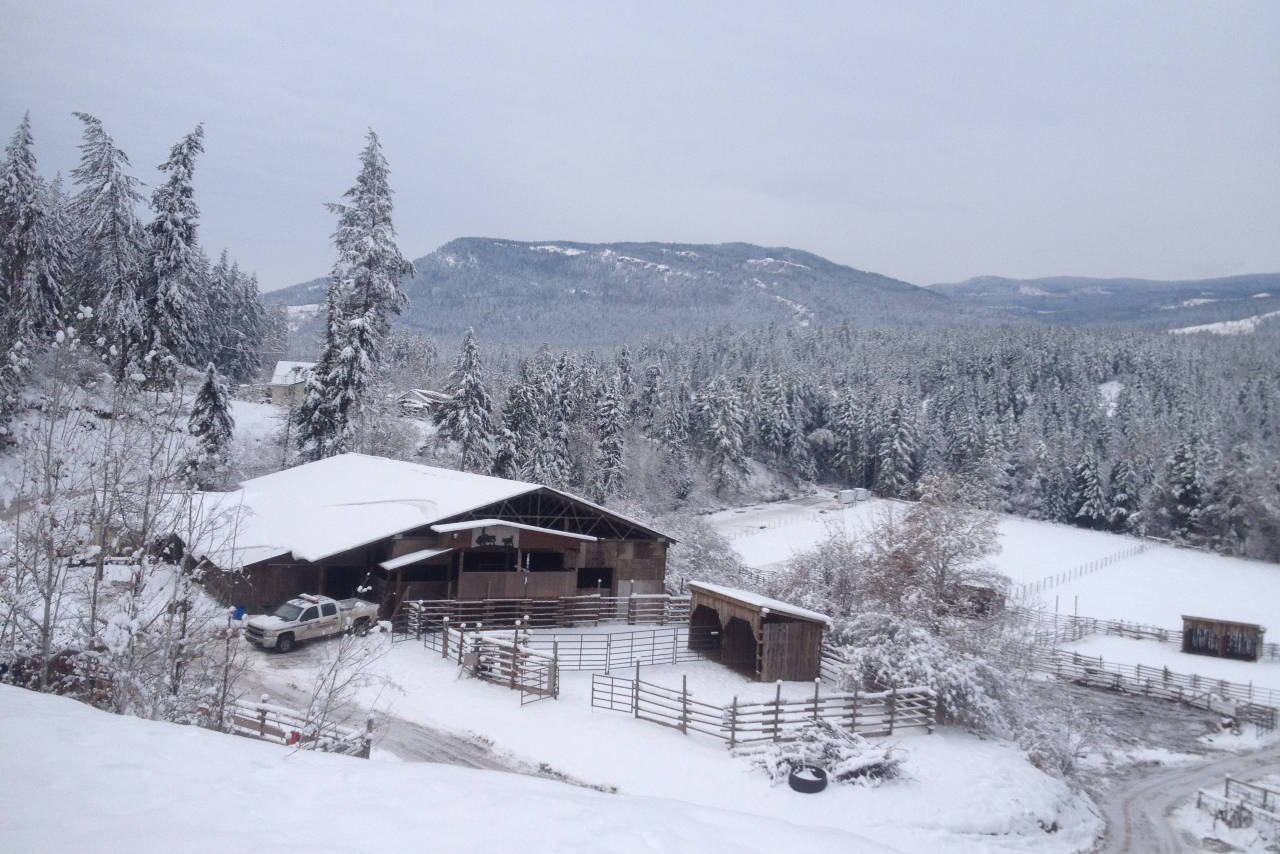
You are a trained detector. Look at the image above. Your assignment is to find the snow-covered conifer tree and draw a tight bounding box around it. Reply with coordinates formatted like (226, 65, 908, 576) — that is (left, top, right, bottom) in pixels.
(70, 113, 146, 380)
(875, 400, 919, 498)
(696, 375, 747, 495)
(1067, 453, 1108, 529)
(1106, 458, 1142, 533)
(145, 125, 205, 379)
(293, 280, 343, 461)
(186, 363, 234, 489)
(435, 327, 494, 472)
(593, 377, 627, 500)
(1151, 437, 1204, 541)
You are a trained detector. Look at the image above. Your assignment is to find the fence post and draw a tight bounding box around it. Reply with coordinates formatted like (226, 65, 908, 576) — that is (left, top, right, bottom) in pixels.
(773, 681, 782, 742)
(888, 684, 897, 735)
(415, 606, 422, 641)
(681, 674, 688, 734)
(606, 633, 613, 673)
(672, 626, 679, 664)
(457, 623, 466, 665)
(552, 641, 560, 700)
(634, 661, 641, 717)
(850, 688, 859, 733)
(441, 616, 449, 658)
(361, 715, 374, 759)
(813, 679, 821, 723)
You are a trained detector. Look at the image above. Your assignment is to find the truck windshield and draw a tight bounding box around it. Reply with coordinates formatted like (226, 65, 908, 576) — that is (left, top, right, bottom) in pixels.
(272, 603, 303, 621)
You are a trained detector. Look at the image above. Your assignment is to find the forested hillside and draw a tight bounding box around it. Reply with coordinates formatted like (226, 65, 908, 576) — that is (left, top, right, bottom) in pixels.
(271, 238, 972, 348)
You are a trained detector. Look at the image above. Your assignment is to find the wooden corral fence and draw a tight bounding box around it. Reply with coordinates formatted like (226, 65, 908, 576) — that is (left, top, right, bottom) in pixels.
(1014, 606, 1280, 662)
(590, 668, 936, 746)
(1195, 778, 1280, 832)
(394, 594, 691, 641)
(1034, 649, 1280, 719)
(226, 697, 372, 757)
(427, 624, 559, 704)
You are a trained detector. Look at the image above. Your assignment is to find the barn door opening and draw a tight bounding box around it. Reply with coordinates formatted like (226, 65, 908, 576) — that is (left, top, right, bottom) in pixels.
(689, 605, 722, 657)
(722, 617, 758, 679)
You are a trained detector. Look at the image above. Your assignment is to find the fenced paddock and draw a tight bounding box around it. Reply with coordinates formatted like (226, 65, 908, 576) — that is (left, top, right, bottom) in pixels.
(225, 697, 372, 757)
(1195, 778, 1280, 833)
(1014, 606, 1280, 661)
(394, 594, 691, 640)
(1033, 649, 1280, 722)
(591, 669, 935, 746)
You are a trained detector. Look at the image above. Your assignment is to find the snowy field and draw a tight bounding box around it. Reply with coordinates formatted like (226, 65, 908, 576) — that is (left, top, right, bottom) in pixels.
(0, 684, 883, 854)
(245, 636, 1099, 854)
(708, 494, 1280, 632)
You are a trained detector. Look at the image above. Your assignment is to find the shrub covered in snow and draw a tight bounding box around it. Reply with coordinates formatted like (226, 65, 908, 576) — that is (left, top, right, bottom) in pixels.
(740, 720, 903, 786)
(832, 611, 1012, 735)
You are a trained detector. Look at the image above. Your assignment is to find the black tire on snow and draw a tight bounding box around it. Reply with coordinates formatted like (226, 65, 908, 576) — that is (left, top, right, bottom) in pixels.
(787, 766, 828, 794)
(275, 633, 296, 653)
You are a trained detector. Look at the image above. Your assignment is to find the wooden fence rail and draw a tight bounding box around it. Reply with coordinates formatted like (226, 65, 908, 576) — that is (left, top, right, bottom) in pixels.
(1033, 649, 1280, 714)
(1013, 606, 1280, 662)
(590, 670, 935, 746)
(395, 594, 691, 639)
(226, 697, 372, 757)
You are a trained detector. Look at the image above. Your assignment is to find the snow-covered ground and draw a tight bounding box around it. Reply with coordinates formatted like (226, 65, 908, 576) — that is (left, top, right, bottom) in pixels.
(0, 683, 888, 854)
(708, 494, 1280, 632)
(244, 635, 1099, 854)
(1170, 309, 1280, 335)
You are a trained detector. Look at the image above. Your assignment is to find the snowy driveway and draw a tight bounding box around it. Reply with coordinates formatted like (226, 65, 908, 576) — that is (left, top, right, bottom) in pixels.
(1095, 742, 1280, 853)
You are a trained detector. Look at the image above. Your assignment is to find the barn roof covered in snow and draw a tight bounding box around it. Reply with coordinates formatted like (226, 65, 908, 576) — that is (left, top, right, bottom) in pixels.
(687, 581, 832, 625)
(192, 453, 666, 569)
(269, 361, 315, 386)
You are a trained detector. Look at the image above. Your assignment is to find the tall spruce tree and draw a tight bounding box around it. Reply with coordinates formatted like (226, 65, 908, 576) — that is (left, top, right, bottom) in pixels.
(70, 113, 146, 380)
(435, 328, 494, 472)
(296, 131, 413, 459)
(1106, 458, 1142, 533)
(186, 363, 234, 489)
(0, 114, 65, 339)
(593, 377, 627, 500)
(697, 375, 747, 495)
(145, 124, 205, 379)
(1067, 452, 1108, 529)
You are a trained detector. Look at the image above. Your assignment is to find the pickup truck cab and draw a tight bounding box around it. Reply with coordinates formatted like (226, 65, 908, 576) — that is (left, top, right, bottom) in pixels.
(244, 594, 380, 653)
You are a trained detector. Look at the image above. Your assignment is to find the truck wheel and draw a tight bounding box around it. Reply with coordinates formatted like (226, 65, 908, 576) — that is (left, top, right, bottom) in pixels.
(275, 633, 296, 653)
(353, 618, 371, 637)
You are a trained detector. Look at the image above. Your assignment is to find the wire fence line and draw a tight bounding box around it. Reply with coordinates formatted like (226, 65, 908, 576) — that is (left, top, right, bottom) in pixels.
(1014, 542, 1150, 597)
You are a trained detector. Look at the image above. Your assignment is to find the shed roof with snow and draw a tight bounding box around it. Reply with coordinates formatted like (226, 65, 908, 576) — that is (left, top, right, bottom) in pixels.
(269, 361, 316, 387)
(687, 582, 830, 682)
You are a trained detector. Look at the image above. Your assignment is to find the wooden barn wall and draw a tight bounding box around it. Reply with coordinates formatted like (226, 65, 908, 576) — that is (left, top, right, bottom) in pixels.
(760, 619, 824, 682)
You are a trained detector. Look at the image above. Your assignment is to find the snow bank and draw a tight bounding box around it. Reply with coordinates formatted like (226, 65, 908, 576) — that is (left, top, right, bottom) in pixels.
(0, 684, 887, 854)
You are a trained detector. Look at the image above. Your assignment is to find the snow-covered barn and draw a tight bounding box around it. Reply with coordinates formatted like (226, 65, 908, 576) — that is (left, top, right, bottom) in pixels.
(267, 361, 316, 407)
(194, 454, 671, 614)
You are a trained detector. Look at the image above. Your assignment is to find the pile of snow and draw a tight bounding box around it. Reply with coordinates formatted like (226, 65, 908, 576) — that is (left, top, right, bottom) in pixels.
(0, 684, 884, 854)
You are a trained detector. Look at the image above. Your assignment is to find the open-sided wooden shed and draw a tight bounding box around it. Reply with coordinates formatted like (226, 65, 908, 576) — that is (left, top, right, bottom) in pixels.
(1181, 615, 1265, 661)
(687, 582, 830, 682)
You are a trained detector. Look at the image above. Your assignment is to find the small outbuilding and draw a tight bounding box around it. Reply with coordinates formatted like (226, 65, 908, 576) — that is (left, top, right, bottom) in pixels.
(268, 361, 315, 407)
(687, 582, 831, 682)
(1181, 615, 1265, 662)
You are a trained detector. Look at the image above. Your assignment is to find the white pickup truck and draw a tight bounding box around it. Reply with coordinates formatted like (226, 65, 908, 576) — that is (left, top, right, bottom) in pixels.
(244, 594, 379, 653)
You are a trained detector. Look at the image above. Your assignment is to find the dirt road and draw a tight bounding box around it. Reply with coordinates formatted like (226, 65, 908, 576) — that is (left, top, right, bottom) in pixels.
(1094, 742, 1280, 852)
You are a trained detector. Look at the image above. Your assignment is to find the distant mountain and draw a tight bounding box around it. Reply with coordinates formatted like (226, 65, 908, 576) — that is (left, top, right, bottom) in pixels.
(928, 273, 1280, 329)
(269, 238, 970, 349)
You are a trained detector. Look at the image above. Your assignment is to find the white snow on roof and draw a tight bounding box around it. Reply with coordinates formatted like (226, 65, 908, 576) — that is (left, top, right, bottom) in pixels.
(688, 581, 832, 625)
(432, 519, 598, 542)
(380, 547, 455, 571)
(270, 361, 316, 386)
(194, 454, 538, 568)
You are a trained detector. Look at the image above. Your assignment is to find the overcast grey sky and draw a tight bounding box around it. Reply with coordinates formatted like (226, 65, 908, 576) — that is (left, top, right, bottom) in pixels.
(2, 1, 1277, 291)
